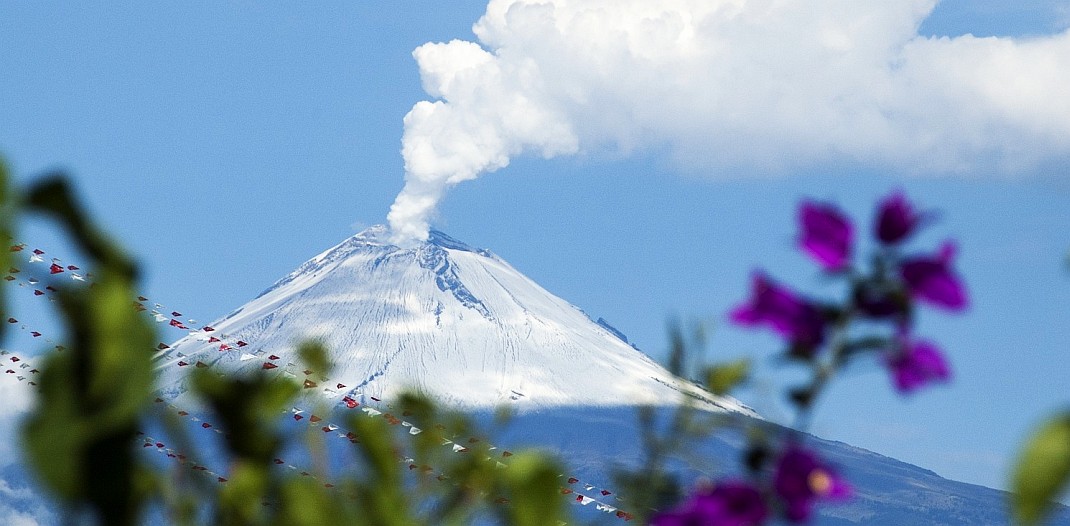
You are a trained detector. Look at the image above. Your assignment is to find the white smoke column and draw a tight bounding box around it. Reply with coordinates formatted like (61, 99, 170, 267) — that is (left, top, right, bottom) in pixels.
(388, 38, 579, 243)
(389, 0, 1070, 243)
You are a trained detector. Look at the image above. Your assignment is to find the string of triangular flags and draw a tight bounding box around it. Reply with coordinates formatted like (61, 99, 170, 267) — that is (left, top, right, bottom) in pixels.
(138, 433, 230, 485)
(2, 292, 631, 521)
(3, 241, 633, 520)
(1, 349, 544, 514)
(0, 350, 234, 489)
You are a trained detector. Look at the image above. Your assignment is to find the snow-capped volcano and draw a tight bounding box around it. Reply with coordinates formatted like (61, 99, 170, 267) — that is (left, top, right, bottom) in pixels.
(155, 225, 753, 415)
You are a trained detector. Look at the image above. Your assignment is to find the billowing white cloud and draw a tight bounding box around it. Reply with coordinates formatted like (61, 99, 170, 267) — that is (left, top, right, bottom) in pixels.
(388, 0, 1070, 242)
(0, 379, 32, 468)
(0, 507, 43, 526)
(0, 380, 53, 526)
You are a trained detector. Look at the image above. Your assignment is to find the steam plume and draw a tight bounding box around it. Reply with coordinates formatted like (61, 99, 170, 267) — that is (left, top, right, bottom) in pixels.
(389, 0, 1070, 243)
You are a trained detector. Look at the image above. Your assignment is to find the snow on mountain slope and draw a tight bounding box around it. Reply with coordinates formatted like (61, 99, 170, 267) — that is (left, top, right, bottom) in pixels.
(155, 225, 754, 415)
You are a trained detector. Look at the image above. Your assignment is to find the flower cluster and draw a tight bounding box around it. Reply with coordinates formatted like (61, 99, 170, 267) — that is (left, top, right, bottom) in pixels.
(732, 191, 966, 393)
(654, 191, 966, 525)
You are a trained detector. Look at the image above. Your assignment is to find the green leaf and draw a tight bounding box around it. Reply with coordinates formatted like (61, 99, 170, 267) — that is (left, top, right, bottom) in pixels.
(0, 157, 15, 341)
(502, 452, 568, 526)
(705, 359, 750, 396)
(218, 462, 270, 524)
(1011, 412, 1070, 525)
(297, 339, 331, 378)
(25, 175, 135, 279)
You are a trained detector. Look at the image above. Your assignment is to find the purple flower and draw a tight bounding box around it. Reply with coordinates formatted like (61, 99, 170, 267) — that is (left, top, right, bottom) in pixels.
(887, 339, 951, 393)
(652, 481, 768, 526)
(731, 273, 828, 350)
(875, 192, 924, 245)
(799, 202, 853, 270)
(774, 447, 851, 523)
(900, 241, 968, 311)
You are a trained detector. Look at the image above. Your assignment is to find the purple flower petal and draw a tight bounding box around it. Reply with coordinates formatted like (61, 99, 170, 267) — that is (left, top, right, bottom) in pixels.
(901, 241, 968, 311)
(800, 202, 853, 270)
(875, 192, 922, 245)
(730, 273, 827, 349)
(774, 447, 851, 523)
(887, 339, 951, 393)
(652, 481, 767, 526)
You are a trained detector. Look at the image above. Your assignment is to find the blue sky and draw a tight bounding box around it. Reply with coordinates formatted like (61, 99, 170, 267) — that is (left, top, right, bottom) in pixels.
(1, 0, 1069, 503)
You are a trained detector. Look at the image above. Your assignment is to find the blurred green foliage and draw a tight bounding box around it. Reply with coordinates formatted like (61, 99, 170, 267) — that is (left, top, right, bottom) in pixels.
(1011, 413, 1070, 525)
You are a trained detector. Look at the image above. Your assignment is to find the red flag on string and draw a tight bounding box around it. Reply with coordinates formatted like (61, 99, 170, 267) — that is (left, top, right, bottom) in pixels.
(567, 477, 578, 484)
(293, 414, 304, 421)
(201, 423, 211, 429)
(67, 265, 78, 270)
(169, 319, 187, 329)
(138, 296, 148, 301)
(303, 379, 317, 389)
(208, 336, 220, 343)
(157, 343, 170, 350)
(33, 290, 43, 296)
(309, 415, 322, 423)
(32, 249, 44, 255)
(9, 245, 24, 252)
(236, 340, 248, 347)
(202, 326, 215, 332)
(342, 396, 358, 409)
(336, 383, 346, 389)
(262, 363, 277, 370)
(49, 263, 63, 274)
(30, 331, 40, 337)
(177, 361, 189, 367)
(218, 344, 230, 351)
(171, 311, 182, 317)
(268, 355, 280, 361)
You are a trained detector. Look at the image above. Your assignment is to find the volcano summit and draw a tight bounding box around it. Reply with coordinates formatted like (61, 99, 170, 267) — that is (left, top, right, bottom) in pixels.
(155, 225, 753, 415)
